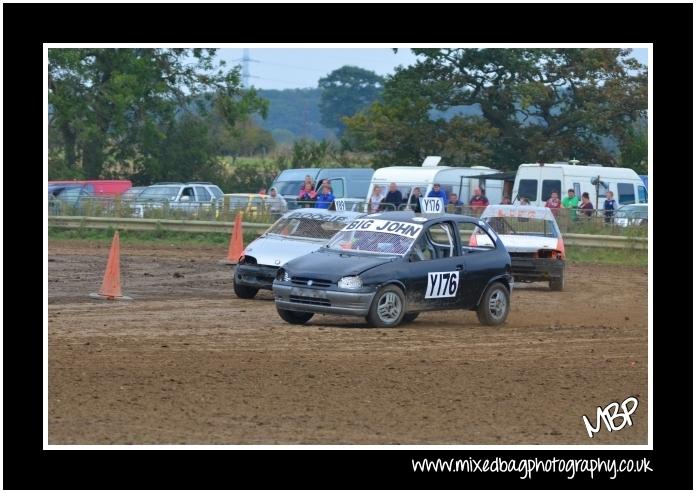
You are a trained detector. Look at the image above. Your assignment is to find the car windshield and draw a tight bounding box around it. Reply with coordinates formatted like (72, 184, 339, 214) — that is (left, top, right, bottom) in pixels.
(325, 218, 422, 256)
(482, 215, 558, 238)
(616, 205, 648, 218)
(274, 181, 305, 196)
(122, 188, 144, 200)
(266, 215, 348, 240)
(138, 186, 180, 201)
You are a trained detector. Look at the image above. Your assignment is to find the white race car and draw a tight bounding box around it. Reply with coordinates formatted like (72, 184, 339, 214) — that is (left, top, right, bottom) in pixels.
(233, 208, 365, 298)
(473, 205, 565, 291)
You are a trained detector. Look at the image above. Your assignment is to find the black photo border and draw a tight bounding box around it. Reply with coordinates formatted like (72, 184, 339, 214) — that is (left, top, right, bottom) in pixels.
(4, 2, 692, 489)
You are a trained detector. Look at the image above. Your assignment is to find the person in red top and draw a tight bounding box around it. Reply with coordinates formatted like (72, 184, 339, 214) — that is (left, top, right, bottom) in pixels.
(545, 190, 561, 216)
(297, 182, 317, 207)
(468, 187, 489, 213)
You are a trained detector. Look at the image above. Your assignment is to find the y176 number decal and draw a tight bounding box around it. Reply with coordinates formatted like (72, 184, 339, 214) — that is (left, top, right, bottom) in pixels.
(426, 271, 459, 298)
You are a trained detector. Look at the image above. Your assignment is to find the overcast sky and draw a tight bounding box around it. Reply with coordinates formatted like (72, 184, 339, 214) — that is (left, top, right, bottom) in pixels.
(215, 48, 649, 90)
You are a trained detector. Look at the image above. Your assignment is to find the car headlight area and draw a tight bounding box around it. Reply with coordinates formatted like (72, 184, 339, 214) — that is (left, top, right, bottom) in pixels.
(338, 276, 363, 289)
(276, 268, 291, 282)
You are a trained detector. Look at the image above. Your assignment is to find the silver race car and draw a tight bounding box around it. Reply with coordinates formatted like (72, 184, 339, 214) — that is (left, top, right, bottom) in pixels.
(233, 208, 365, 298)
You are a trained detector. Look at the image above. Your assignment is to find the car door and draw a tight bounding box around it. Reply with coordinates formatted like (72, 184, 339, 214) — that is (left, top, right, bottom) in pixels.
(405, 221, 464, 311)
(455, 219, 507, 308)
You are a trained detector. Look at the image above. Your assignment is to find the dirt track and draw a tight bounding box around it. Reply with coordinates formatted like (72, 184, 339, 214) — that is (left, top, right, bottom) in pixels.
(48, 240, 648, 444)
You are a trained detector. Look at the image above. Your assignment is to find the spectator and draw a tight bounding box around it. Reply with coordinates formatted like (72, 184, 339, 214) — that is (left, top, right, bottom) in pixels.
(427, 183, 448, 202)
(315, 182, 335, 209)
(603, 190, 617, 223)
(562, 188, 579, 221)
(545, 190, 561, 218)
(381, 182, 403, 210)
(447, 192, 464, 213)
(545, 191, 561, 208)
(579, 192, 594, 217)
(409, 187, 423, 213)
(468, 187, 489, 209)
(299, 175, 314, 194)
(297, 182, 317, 207)
(500, 196, 511, 205)
(519, 196, 530, 205)
(266, 187, 287, 216)
(258, 187, 267, 196)
(368, 185, 385, 213)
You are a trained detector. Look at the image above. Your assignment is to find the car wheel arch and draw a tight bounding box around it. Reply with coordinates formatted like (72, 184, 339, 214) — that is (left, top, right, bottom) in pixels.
(475, 275, 511, 307)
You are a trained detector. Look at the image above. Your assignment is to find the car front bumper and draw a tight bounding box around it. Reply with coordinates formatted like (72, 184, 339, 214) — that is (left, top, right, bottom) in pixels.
(510, 257, 564, 282)
(273, 282, 377, 316)
(235, 264, 280, 290)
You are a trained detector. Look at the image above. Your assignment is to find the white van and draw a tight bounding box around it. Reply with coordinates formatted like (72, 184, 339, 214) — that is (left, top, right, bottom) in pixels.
(366, 158, 504, 209)
(511, 162, 648, 208)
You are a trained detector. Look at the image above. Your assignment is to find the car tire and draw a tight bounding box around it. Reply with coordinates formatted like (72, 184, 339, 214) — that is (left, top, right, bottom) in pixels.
(277, 308, 314, 325)
(549, 271, 564, 291)
(233, 278, 259, 299)
(476, 282, 510, 326)
(401, 313, 419, 324)
(366, 285, 406, 328)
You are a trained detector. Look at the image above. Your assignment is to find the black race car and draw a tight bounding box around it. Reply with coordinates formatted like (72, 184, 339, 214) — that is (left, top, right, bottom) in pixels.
(272, 211, 513, 328)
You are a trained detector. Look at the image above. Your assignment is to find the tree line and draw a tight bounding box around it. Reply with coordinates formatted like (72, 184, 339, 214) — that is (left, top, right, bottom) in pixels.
(48, 48, 648, 188)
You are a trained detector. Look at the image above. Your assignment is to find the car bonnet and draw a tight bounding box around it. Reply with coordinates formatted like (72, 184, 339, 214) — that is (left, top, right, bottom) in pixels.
(243, 235, 325, 267)
(282, 249, 396, 283)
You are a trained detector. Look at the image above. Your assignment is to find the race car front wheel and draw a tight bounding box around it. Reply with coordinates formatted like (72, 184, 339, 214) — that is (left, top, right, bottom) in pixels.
(277, 308, 314, 325)
(367, 285, 406, 328)
(233, 279, 259, 299)
(477, 282, 510, 326)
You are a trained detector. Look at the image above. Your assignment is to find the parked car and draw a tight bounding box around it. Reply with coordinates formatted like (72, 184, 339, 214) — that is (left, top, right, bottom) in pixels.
(234, 209, 365, 299)
(475, 205, 565, 291)
(120, 186, 146, 201)
(218, 193, 272, 217)
(614, 203, 648, 227)
(48, 184, 95, 214)
(48, 180, 133, 197)
(273, 211, 513, 327)
(132, 182, 224, 217)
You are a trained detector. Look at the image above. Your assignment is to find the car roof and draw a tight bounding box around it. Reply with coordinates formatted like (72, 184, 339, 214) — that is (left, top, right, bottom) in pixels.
(282, 208, 365, 220)
(618, 203, 648, 208)
(363, 210, 478, 224)
(480, 204, 558, 221)
(223, 193, 267, 198)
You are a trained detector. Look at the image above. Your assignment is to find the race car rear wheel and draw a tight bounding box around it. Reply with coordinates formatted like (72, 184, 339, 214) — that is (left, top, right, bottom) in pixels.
(401, 313, 419, 324)
(549, 271, 564, 291)
(233, 278, 259, 299)
(476, 282, 510, 326)
(366, 285, 406, 328)
(277, 308, 314, 325)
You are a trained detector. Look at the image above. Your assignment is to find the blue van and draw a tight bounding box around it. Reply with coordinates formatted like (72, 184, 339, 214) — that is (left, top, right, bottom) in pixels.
(271, 167, 374, 207)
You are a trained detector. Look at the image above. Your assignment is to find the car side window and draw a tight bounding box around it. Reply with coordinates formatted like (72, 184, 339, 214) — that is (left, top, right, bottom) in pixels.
(425, 222, 455, 258)
(410, 235, 435, 261)
(458, 221, 497, 254)
(181, 187, 194, 200)
(195, 186, 211, 201)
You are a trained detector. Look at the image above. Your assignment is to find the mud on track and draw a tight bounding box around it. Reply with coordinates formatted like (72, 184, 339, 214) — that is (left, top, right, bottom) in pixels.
(48, 240, 648, 444)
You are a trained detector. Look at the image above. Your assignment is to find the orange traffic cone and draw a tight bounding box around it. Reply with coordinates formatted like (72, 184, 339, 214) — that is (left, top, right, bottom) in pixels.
(221, 212, 244, 265)
(89, 231, 132, 300)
